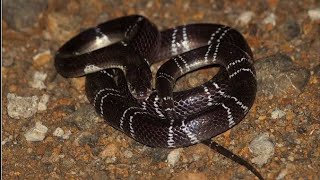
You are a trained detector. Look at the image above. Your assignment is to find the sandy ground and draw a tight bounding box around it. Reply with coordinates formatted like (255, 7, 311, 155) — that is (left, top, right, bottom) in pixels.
(2, 0, 320, 179)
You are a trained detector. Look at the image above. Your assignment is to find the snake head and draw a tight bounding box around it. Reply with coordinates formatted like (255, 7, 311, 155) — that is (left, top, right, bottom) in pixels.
(126, 64, 153, 100)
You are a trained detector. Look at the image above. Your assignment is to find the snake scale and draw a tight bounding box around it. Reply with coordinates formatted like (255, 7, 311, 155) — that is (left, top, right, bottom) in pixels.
(55, 15, 262, 179)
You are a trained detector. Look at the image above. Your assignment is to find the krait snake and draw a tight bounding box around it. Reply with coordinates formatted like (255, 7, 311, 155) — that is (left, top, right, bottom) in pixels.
(55, 15, 262, 179)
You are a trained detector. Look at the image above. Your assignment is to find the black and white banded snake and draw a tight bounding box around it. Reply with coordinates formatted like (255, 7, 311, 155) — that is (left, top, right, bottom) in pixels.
(55, 15, 263, 179)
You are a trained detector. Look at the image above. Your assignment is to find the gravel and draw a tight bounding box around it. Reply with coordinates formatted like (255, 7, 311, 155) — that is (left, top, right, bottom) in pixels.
(249, 133, 275, 167)
(24, 122, 48, 142)
(7, 93, 39, 119)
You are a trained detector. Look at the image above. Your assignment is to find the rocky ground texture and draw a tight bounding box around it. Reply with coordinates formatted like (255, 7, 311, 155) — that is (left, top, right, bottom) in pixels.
(2, 0, 320, 179)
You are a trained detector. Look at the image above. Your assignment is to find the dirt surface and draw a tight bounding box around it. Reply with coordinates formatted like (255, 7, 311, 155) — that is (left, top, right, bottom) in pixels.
(2, 0, 320, 179)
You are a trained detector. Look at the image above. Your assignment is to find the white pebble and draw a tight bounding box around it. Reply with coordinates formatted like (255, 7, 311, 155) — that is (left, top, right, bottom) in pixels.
(62, 130, 72, 139)
(236, 11, 255, 25)
(53, 128, 71, 139)
(29, 71, 47, 90)
(7, 93, 39, 119)
(167, 148, 183, 167)
(38, 94, 50, 111)
(308, 8, 320, 21)
(263, 13, 277, 26)
(249, 133, 275, 167)
(53, 127, 65, 137)
(24, 122, 48, 142)
(271, 109, 286, 119)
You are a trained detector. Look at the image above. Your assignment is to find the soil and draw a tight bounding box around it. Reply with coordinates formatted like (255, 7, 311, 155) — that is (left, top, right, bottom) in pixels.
(2, 0, 319, 179)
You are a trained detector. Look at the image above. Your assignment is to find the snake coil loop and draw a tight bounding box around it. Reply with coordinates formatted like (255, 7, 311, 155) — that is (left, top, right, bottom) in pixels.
(55, 15, 262, 179)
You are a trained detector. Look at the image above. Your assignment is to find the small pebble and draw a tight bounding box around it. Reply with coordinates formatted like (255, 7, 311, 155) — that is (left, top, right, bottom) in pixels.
(29, 71, 47, 90)
(32, 50, 52, 67)
(62, 130, 72, 140)
(37, 94, 50, 111)
(283, 19, 300, 39)
(271, 109, 286, 119)
(308, 8, 320, 21)
(236, 11, 255, 25)
(99, 144, 118, 158)
(105, 157, 117, 164)
(249, 133, 275, 167)
(74, 132, 98, 146)
(53, 127, 65, 137)
(65, 105, 102, 130)
(255, 53, 310, 97)
(258, 115, 267, 120)
(276, 167, 288, 180)
(27, 148, 33, 154)
(123, 150, 133, 159)
(288, 155, 295, 161)
(167, 148, 183, 167)
(7, 93, 39, 119)
(263, 13, 276, 26)
(24, 122, 48, 142)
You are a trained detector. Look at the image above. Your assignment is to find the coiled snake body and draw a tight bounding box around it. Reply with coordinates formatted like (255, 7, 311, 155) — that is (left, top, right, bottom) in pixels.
(55, 15, 262, 179)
